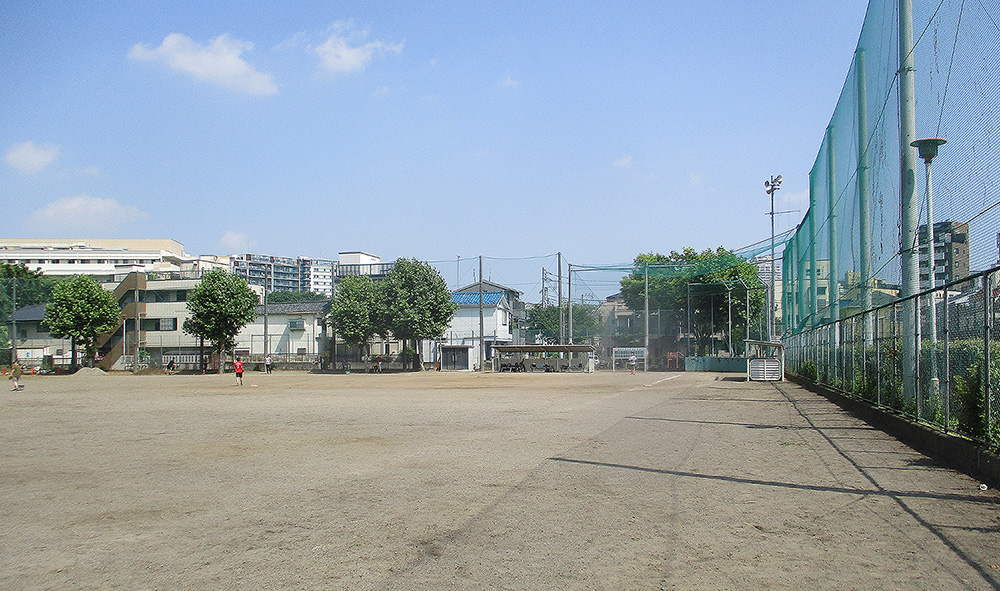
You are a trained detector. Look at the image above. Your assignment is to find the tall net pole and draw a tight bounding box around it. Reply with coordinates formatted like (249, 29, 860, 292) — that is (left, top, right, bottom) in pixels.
(899, 0, 919, 402)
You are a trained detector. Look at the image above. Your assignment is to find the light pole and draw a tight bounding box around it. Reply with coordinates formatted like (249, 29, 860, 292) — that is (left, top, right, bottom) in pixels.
(765, 175, 782, 341)
(911, 137, 946, 398)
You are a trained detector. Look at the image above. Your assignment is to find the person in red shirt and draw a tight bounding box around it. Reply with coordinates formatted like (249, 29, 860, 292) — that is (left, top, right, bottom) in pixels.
(234, 357, 244, 385)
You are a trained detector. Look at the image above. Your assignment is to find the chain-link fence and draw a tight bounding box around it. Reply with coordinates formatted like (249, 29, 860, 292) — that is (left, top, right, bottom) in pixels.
(786, 267, 999, 445)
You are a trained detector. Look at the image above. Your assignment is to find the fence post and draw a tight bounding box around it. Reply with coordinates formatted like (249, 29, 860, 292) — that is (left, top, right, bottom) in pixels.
(914, 299, 921, 420)
(876, 312, 881, 407)
(944, 286, 950, 434)
(985, 273, 993, 443)
(840, 319, 846, 392)
(862, 313, 869, 399)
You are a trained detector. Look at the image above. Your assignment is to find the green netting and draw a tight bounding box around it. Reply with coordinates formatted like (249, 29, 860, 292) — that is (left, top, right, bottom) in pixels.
(573, 235, 794, 280)
(783, 0, 1000, 335)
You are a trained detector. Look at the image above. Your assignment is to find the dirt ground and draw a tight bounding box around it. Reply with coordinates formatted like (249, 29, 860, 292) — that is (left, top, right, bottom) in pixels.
(2, 369, 999, 590)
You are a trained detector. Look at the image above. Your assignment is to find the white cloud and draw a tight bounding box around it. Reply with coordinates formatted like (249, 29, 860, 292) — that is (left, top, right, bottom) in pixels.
(5, 141, 60, 174)
(29, 195, 150, 233)
(688, 173, 705, 188)
(312, 21, 402, 74)
(218, 231, 249, 253)
(75, 166, 101, 177)
(129, 33, 279, 95)
(500, 73, 519, 88)
(613, 155, 633, 169)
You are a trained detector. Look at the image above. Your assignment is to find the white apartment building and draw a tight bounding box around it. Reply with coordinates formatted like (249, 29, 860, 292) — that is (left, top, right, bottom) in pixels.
(336, 251, 393, 279)
(0, 239, 187, 279)
(304, 258, 336, 296)
(0, 239, 230, 281)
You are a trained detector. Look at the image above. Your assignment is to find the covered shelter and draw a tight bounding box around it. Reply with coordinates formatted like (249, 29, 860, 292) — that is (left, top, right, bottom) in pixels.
(491, 344, 595, 373)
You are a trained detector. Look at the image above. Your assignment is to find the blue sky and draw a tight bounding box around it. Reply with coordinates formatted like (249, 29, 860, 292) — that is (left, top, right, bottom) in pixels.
(2, 0, 869, 270)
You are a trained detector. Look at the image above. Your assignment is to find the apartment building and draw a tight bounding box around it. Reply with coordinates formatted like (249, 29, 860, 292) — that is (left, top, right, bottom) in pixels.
(918, 220, 970, 288)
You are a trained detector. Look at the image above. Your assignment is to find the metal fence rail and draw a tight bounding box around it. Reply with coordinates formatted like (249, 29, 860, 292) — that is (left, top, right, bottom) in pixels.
(785, 266, 999, 447)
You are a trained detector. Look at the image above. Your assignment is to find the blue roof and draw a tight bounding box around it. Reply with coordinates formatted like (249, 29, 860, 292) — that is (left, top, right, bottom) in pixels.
(452, 291, 504, 307)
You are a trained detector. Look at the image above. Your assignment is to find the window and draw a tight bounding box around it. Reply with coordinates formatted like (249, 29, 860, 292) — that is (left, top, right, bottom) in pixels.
(141, 318, 178, 331)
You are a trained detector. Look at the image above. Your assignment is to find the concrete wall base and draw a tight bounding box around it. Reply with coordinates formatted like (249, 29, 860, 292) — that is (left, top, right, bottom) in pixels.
(786, 373, 1000, 489)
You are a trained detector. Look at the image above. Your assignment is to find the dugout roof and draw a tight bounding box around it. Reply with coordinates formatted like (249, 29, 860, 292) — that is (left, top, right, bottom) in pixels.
(493, 345, 595, 354)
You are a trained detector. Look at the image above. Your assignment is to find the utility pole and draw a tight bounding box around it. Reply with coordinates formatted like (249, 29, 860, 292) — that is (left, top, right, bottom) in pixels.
(557, 252, 564, 345)
(540, 268, 547, 306)
(765, 175, 782, 341)
(9, 278, 17, 363)
(134, 276, 140, 374)
(479, 255, 484, 371)
(263, 264, 269, 360)
(568, 263, 573, 344)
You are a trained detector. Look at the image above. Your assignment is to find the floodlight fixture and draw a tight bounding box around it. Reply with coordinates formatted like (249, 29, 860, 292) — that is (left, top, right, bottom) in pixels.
(911, 137, 946, 163)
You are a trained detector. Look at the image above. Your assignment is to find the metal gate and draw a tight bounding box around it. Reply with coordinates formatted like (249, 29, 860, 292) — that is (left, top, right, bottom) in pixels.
(442, 346, 470, 371)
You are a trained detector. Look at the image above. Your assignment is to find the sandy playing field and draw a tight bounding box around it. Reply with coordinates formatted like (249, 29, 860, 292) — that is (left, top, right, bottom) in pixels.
(2, 369, 998, 590)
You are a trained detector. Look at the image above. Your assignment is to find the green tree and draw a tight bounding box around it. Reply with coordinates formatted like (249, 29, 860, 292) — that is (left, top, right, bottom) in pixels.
(526, 304, 599, 343)
(267, 290, 329, 303)
(619, 248, 764, 356)
(1, 263, 61, 346)
(328, 275, 383, 356)
(183, 269, 259, 373)
(43, 275, 121, 370)
(569, 303, 600, 341)
(526, 305, 560, 343)
(383, 258, 457, 370)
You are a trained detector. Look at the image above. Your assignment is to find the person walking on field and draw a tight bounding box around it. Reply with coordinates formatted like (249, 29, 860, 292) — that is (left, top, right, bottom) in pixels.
(9, 361, 23, 390)
(628, 353, 637, 375)
(265, 354, 272, 374)
(234, 357, 244, 386)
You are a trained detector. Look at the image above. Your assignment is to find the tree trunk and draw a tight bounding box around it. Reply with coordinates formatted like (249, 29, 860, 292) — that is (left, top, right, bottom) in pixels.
(70, 337, 78, 373)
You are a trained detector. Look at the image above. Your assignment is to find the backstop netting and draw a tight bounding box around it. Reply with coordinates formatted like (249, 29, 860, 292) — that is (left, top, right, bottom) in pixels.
(781, 0, 1000, 445)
